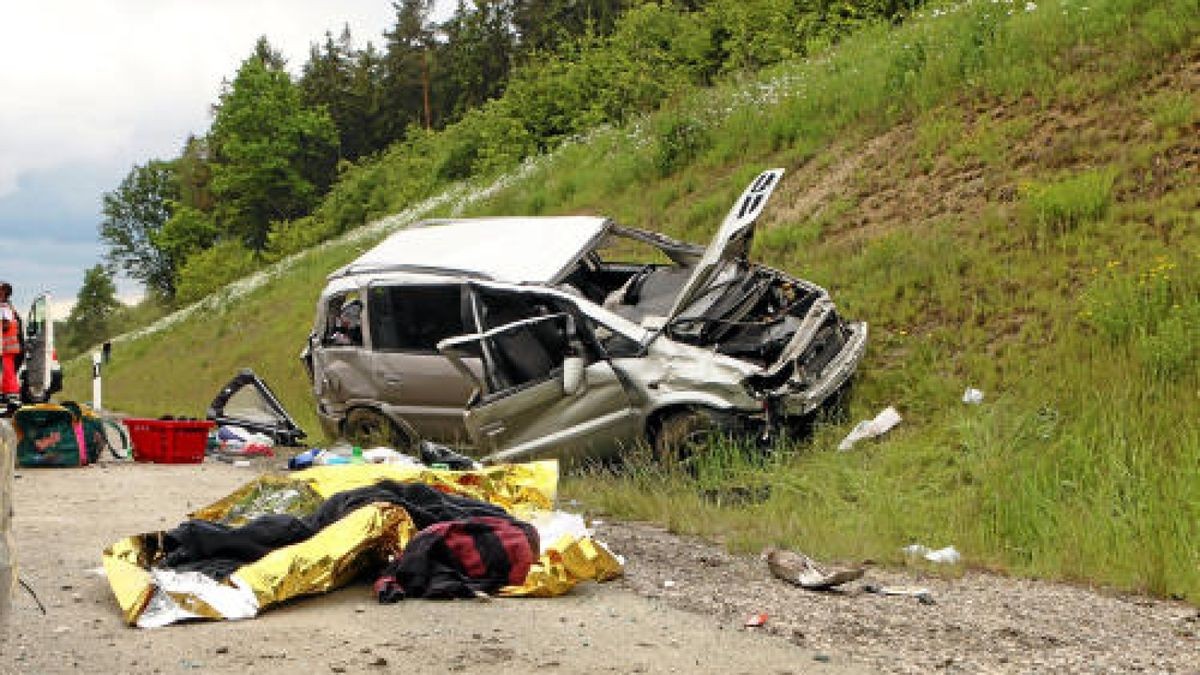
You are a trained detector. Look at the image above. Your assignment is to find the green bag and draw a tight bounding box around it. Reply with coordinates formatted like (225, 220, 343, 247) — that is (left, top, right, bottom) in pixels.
(13, 404, 86, 468)
(61, 401, 106, 464)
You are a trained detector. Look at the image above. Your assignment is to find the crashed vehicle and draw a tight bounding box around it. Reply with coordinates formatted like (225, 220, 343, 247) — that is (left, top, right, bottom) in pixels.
(303, 168, 867, 464)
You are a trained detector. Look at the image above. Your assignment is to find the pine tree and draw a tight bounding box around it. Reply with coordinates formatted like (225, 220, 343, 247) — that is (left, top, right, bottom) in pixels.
(64, 265, 121, 352)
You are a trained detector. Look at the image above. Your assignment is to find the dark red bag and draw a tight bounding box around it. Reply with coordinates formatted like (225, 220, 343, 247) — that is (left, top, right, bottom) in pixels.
(375, 515, 539, 601)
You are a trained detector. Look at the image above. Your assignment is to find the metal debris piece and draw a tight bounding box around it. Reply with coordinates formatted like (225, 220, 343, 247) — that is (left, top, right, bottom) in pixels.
(765, 548, 865, 590)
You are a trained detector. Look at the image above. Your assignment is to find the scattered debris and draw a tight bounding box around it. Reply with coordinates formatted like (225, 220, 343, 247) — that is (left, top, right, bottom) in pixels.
(663, 580, 677, 589)
(962, 388, 984, 404)
(744, 613, 769, 628)
(903, 544, 961, 565)
(837, 406, 902, 451)
(765, 548, 865, 590)
(206, 369, 305, 445)
(862, 584, 936, 605)
(103, 461, 623, 628)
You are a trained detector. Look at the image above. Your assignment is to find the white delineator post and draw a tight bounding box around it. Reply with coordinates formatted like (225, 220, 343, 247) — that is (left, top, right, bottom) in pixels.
(92, 351, 102, 412)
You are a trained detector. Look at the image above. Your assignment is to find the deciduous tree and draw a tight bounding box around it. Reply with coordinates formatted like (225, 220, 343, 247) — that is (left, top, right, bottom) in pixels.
(98, 160, 180, 299)
(209, 38, 339, 250)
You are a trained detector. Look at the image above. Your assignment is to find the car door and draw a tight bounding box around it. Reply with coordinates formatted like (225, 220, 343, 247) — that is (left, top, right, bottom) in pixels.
(22, 294, 52, 400)
(439, 307, 639, 466)
(365, 282, 480, 442)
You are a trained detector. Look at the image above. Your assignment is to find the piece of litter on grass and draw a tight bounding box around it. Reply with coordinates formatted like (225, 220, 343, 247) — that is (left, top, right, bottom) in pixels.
(924, 546, 961, 564)
(962, 388, 984, 404)
(837, 406, 902, 451)
(744, 613, 768, 628)
(662, 580, 676, 589)
(903, 544, 961, 565)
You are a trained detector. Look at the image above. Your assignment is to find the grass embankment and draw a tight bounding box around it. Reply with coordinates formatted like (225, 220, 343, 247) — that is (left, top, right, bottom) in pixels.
(67, 0, 1198, 599)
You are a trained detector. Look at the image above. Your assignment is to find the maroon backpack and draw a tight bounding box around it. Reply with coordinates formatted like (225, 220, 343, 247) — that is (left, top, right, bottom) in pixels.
(375, 515, 539, 601)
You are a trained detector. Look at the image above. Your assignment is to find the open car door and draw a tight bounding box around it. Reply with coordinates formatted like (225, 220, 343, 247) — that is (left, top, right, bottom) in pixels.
(438, 312, 639, 465)
(21, 294, 52, 402)
(206, 369, 306, 445)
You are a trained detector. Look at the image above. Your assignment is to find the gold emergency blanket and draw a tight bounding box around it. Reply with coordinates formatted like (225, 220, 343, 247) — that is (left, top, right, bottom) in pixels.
(103, 460, 622, 627)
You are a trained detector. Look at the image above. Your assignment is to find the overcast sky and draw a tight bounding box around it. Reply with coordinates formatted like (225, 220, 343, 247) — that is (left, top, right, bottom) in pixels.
(0, 1, 450, 316)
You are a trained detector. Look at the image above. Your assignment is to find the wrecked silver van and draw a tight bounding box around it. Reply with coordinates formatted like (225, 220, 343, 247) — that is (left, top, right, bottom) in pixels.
(304, 168, 867, 464)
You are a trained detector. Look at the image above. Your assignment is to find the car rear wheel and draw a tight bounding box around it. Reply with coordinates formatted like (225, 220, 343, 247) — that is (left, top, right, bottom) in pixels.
(344, 408, 414, 451)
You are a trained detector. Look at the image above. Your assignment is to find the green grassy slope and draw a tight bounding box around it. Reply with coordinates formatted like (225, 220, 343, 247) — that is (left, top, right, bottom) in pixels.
(66, 0, 1198, 599)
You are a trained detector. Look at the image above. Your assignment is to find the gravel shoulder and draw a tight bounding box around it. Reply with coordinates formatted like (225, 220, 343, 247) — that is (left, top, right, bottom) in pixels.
(2, 457, 1197, 674)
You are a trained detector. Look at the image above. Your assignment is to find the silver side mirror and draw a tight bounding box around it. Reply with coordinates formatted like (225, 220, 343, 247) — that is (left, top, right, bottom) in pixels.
(562, 356, 585, 396)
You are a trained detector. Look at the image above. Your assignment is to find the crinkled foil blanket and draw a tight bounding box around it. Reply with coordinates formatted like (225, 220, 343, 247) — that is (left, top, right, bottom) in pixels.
(103, 461, 622, 628)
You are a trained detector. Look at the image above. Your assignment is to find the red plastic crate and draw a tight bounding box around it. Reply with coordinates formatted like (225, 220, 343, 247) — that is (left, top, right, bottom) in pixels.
(121, 418, 214, 464)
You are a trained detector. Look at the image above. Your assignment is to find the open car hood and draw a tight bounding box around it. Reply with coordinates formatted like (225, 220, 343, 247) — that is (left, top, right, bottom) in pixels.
(665, 168, 785, 324)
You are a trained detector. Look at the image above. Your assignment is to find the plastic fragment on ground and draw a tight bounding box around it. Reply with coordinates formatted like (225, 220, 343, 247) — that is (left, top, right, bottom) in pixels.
(903, 544, 961, 565)
(837, 406, 902, 451)
(745, 613, 768, 628)
(862, 584, 935, 605)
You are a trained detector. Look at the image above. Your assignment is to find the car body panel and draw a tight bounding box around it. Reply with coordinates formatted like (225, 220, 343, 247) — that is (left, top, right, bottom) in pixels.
(439, 314, 640, 464)
(331, 216, 609, 285)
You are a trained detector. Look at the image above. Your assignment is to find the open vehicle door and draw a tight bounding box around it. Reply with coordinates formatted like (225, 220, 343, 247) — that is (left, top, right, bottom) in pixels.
(438, 312, 639, 465)
(22, 293, 53, 402)
(206, 369, 306, 445)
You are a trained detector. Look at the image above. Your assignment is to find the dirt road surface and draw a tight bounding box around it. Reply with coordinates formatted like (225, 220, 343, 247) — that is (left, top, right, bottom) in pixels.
(2, 456, 1196, 674)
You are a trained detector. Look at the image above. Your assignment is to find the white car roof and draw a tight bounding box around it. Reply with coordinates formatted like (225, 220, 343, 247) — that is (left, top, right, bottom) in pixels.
(335, 217, 609, 284)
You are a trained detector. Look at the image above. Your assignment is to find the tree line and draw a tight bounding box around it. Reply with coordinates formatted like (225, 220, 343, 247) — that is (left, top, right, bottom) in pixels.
(93, 0, 921, 327)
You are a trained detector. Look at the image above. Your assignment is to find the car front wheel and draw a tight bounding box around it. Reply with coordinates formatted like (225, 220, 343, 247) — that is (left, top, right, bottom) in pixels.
(653, 409, 720, 473)
(343, 408, 414, 451)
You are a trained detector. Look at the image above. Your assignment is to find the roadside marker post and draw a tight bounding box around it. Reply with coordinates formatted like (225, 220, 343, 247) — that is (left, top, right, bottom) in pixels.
(92, 351, 102, 412)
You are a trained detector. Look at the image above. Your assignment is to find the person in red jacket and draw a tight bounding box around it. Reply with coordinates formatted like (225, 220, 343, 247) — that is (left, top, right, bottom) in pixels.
(0, 281, 21, 408)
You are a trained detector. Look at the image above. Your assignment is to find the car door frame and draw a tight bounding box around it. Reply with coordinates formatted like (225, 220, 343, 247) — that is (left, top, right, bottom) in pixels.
(21, 293, 52, 402)
(362, 280, 481, 443)
(439, 287, 640, 464)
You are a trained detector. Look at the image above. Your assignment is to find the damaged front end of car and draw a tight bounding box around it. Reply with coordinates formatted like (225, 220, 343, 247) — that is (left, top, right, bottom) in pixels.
(642, 168, 868, 437)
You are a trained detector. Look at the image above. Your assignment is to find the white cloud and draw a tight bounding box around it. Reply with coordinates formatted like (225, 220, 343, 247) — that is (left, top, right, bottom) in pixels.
(0, 0, 399, 198)
(0, 0, 461, 311)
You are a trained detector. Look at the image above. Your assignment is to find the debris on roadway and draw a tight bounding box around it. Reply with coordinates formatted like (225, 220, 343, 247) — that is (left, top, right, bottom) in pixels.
(102, 460, 622, 628)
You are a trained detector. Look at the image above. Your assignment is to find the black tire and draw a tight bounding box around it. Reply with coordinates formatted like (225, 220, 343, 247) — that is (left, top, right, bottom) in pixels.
(653, 409, 719, 473)
(344, 408, 414, 450)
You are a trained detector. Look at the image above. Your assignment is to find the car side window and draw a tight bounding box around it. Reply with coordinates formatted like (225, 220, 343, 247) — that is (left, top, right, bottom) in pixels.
(582, 316, 641, 358)
(369, 284, 467, 353)
(322, 291, 363, 347)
